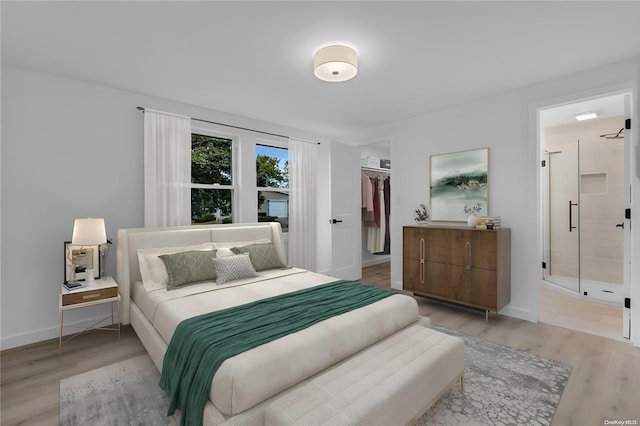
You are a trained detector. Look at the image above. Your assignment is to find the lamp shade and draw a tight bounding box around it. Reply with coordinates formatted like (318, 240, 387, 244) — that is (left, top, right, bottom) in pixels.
(314, 45, 358, 82)
(72, 218, 107, 246)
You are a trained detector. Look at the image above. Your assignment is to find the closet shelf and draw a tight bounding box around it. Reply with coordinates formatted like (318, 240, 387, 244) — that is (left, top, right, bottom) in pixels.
(361, 166, 391, 174)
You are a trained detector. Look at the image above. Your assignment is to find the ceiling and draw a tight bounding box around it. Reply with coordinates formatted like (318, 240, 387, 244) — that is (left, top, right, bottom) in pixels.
(3, 1, 640, 137)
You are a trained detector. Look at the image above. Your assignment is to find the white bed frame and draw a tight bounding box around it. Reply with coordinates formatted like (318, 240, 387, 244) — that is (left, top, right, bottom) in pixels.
(116, 222, 464, 425)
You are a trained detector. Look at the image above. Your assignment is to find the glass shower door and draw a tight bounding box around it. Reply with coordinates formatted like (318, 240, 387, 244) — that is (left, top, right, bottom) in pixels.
(577, 133, 625, 297)
(544, 140, 580, 293)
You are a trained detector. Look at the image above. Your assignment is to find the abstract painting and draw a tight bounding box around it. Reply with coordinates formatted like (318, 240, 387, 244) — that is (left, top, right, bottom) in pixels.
(430, 148, 489, 221)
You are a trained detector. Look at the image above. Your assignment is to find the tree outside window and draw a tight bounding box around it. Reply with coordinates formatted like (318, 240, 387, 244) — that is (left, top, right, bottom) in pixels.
(256, 144, 289, 231)
(191, 134, 234, 224)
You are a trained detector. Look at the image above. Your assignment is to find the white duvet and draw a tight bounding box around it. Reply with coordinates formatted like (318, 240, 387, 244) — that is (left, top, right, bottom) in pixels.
(132, 269, 420, 417)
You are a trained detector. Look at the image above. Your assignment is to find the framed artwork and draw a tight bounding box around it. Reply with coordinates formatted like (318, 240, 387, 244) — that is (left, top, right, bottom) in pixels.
(64, 241, 100, 283)
(430, 148, 489, 221)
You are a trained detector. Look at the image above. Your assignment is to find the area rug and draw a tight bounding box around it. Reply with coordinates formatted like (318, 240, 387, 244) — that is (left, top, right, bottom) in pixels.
(60, 355, 179, 426)
(60, 326, 572, 425)
(418, 325, 572, 426)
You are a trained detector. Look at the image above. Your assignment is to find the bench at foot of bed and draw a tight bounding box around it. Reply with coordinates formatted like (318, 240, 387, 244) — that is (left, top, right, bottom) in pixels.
(264, 323, 464, 426)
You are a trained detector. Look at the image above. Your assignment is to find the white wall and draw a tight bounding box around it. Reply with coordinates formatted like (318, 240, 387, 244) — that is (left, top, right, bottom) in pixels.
(339, 57, 640, 342)
(0, 65, 330, 349)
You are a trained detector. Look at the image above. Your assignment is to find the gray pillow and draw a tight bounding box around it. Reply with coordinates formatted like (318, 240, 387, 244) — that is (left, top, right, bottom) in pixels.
(159, 250, 217, 290)
(230, 243, 287, 271)
(212, 253, 259, 284)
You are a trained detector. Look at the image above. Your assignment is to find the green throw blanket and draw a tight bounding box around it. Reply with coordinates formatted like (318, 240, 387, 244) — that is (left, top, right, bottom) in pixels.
(160, 280, 394, 426)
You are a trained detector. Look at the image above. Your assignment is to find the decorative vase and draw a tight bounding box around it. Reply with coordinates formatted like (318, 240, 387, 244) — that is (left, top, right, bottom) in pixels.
(414, 204, 431, 224)
(467, 213, 478, 228)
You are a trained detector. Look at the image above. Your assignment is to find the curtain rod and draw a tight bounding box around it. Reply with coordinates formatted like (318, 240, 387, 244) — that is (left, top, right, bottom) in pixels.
(136, 106, 320, 145)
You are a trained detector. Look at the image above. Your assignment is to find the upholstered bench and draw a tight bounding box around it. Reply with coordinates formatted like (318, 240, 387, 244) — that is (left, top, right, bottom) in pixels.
(264, 320, 464, 426)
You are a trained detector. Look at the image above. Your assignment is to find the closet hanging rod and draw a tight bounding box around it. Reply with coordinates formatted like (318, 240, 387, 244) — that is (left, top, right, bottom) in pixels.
(136, 106, 320, 145)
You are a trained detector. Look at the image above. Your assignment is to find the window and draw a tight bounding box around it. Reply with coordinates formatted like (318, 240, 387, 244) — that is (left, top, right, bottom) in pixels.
(256, 143, 288, 231)
(191, 134, 234, 224)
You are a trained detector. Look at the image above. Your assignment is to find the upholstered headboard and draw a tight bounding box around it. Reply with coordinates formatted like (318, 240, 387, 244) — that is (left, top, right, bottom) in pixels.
(116, 222, 286, 324)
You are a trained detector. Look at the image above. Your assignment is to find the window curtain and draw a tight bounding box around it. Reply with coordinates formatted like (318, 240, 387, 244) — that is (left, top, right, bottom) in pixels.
(144, 109, 192, 227)
(288, 139, 317, 270)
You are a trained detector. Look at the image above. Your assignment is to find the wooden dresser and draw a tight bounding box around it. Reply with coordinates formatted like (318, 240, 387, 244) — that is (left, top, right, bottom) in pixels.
(403, 225, 511, 320)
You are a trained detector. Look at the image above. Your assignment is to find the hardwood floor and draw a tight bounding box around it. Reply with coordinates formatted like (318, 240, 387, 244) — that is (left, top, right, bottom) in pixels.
(1, 327, 146, 426)
(1, 263, 638, 426)
(539, 284, 624, 341)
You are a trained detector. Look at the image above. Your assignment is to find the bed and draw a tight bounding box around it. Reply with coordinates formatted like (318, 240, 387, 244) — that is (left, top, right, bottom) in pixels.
(116, 222, 464, 425)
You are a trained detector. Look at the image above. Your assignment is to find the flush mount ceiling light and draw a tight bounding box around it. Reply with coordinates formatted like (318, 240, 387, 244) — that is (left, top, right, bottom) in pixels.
(575, 111, 598, 121)
(313, 45, 358, 82)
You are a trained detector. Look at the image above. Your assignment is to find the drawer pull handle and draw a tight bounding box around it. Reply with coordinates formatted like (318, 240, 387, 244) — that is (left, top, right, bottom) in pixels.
(419, 238, 425, 284)
(83, 293, 101, 300)
(465, 242, 471, 270)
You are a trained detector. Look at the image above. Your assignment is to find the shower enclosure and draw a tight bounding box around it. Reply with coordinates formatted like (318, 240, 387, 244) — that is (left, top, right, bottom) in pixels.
(542, 117, 626, 303)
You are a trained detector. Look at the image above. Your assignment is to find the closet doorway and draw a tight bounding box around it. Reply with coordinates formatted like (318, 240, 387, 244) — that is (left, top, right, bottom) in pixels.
(539, 92, 631, 341)
(360, 139, 392, 268)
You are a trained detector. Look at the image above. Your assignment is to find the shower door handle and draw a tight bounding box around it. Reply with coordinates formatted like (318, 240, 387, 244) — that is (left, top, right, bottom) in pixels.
(616, 223, 624, 229)
(569, 201, 578, 232)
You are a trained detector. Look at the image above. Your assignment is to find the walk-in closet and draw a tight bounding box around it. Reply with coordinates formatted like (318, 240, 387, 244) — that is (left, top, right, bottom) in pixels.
(360, 141, 392, 267)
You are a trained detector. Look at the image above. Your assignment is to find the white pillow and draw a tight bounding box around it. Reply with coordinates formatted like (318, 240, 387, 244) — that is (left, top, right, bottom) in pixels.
(212, 238, 271, 257)
(138, 242, 215, 291)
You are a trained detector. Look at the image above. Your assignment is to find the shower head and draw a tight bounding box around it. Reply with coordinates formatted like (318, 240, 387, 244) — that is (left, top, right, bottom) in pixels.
(600, 128, 624, 139)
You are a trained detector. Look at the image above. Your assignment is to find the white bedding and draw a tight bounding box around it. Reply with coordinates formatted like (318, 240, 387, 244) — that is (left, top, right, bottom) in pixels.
(132, 269, 420, 416)
(131, 267, 311, 328)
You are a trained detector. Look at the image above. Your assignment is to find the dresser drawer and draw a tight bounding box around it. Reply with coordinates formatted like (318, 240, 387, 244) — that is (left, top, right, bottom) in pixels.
(62, 286, 118, 306)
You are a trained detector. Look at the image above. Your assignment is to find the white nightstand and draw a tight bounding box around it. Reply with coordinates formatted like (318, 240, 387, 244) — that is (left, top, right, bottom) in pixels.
(59, 276, 121, 354)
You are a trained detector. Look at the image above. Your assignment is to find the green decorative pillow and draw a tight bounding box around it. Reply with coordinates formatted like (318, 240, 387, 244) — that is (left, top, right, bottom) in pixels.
(230, 243, 287, 271)
(159, 250, 218, 290)
(212, 253, 259, 284)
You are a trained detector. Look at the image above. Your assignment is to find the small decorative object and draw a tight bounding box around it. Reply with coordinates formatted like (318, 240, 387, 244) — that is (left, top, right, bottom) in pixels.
(99, 237, 113, 279)
(463, 202, 483, 228)
(64, 242, 99, 283)
(414, 204, 431, 224)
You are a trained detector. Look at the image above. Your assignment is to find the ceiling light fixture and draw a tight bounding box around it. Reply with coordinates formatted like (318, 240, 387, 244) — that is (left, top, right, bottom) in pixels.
(575, 111, 598, 121)
(313, 45, 358, 82)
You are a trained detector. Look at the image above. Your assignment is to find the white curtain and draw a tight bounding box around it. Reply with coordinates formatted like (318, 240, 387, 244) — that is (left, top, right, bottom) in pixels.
(288, 138, 317, 270)
(144, 109, 192, 227)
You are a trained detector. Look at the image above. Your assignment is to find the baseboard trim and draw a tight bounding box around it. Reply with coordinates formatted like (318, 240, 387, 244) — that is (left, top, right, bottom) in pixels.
(1, 314, 117, 351)
(362, 257, 391, 268)
(498, 305, 529, 321)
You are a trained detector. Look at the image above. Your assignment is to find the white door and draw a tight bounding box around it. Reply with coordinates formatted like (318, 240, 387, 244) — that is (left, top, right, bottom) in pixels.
(329, 141, 361, 280)
(623, 92, 632, 339)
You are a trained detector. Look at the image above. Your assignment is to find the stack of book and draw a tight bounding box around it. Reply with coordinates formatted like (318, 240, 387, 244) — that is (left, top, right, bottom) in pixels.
(476, 216, 502, 230)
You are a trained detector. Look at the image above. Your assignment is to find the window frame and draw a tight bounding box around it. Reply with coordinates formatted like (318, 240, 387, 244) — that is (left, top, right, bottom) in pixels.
(190, 128, 238, 224)
(256, 138, 289, 231)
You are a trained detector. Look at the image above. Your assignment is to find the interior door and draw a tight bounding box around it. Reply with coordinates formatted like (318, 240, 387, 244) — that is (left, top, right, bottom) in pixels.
(329, 141, 361, 280)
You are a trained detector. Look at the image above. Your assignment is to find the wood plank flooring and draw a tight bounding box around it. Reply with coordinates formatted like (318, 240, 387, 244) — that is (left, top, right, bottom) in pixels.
(1, 263, 638, 426)
(1, 327, 146, 426)
(539, 284, 624, 341)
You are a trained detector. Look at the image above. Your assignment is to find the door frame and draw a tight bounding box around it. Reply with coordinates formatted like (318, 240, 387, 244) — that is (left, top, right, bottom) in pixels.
(530, 82, 636, 345)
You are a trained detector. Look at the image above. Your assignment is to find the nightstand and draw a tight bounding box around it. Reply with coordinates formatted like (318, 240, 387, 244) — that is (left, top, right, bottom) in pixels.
(59, 276, 121, 354)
